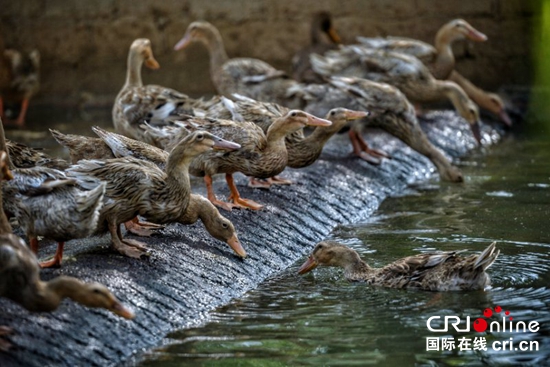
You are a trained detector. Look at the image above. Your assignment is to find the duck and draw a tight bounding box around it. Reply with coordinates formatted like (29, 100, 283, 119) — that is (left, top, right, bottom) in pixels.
(141, 110, 331, 211)
(0, 150, 133, 351)
(357, 19, 511, 126)
(52, 126, 242, 251)
(207, 96, 370, 179)
(173, 21, 302, 109)
(292, 11, 342, 84)
(310, 46, 483, 143)
(298, 240, 499, 291)
(66, 131, 246, 259)
(357, 19, 487, 80)
(0, 121, 106, 268)
(290, 76, 464, 182)
(113, 38, 219, 145)
(0, 34, 40, 127)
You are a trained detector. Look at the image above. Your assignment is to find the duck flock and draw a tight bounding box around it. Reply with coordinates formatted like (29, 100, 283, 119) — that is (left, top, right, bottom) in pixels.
(0, 13, 509, 352)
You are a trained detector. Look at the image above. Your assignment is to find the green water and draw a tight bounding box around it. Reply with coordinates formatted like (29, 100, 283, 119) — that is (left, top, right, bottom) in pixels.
(136, 138, 550, 366)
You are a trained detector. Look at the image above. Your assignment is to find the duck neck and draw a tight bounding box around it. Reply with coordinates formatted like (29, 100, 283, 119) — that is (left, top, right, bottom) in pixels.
(202, 28, 229, 88)
(27, 276, 86, 312)
(164, 145, 194, 191)
(178, 194, 202, 224)
(265, 117, 294, 148)
(343, 258, 372, 281)
(124, 48, 144, 88)
(287, 123, 341, 168)
(433, 26, 457, 77)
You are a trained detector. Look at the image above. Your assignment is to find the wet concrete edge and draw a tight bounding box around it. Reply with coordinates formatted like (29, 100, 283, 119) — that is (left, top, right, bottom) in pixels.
(0, 111, 503, 367)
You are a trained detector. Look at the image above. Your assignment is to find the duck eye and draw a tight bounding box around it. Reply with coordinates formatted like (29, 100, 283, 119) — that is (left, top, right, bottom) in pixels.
(222, 222, 229, 229)
(330, 111, 336, 116)
(291, 112, 297, 117)
(92, 288, 102, 294)
(197, 134, 204, 141)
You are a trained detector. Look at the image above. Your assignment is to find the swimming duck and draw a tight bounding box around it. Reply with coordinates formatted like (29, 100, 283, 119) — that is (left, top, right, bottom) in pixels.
(142, 110, 331, 211)
(298, 240, 499, 291)
(291, 76, 464, 182)
(113, 38, 218, 145)
(174, 21, 302, 109)
(0, 151, 133, 351)
(0, 34, 40, 127)
(292, 11, 342, 84)
(357, 19, 511, 126)
(310, 46, 483, 143)
(66, 131, 246, 259)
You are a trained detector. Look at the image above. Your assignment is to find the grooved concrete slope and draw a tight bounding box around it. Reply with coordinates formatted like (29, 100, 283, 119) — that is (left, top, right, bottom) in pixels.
(0, 112, 500, 366)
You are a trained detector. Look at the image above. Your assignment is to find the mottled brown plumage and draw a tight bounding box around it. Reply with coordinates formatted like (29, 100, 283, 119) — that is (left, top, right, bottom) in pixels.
(113, 38, 218, 145)
(174, 21, 302, 109)
(2, 166, 106, 268)
(207, 97, 368, 168)
(66, 131, 245, 258)
(51, 127, 168, 169)
(141, 110, 331, 210)
(6, 139, 69, 170)
(292, 76, 464, 182)
(357, 19, 509, 125)
(299, 241, 499, 291)
(310, 46, 482, 143)
(0, 151, 133, 351)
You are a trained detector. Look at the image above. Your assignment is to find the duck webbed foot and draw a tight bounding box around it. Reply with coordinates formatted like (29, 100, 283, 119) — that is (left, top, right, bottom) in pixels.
(109, 222, 150, 259)
(124, 217, 164, 237)
(40, 242, 65, 268)
(349, 129, 390, 165)
(226, 174, 264, 210)
(248, 177, 272, 189)
(0, 326, 13, 352)
(267, 176, 293, 186)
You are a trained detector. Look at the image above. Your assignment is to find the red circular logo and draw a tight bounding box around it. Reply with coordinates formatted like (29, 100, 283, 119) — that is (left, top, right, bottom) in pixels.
(473, 318, 488, 332)
(483, 308, 493, 318)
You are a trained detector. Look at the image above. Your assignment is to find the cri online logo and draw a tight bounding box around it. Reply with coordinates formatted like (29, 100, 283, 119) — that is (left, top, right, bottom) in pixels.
(427, 305, 540, 333)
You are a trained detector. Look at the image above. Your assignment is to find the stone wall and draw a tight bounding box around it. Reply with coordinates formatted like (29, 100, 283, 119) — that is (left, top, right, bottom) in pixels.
(0, 0, 536, 106)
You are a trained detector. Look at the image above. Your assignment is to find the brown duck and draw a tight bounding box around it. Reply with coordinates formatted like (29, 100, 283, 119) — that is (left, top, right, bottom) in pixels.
(141, 110, 331, 211)
(66, 131, 245, 259)
(299, 240, 499, 291)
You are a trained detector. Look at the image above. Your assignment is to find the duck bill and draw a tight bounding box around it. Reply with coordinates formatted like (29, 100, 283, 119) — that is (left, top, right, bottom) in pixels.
(466, 27, 487, 42)
(499, 109, 513, 127)
(174, 33, 192, 51)
(344, 110, 370, 120)
(306, 114, 332, 127)
(111, 301, 135, 319)
(144, 55, 160, 70)
(328, 27, 342, 44)
(298, 255, 318, 274)
(227, 234, 247, 258)
(213, 137, 241, 151)
(470, 121, 482, 144)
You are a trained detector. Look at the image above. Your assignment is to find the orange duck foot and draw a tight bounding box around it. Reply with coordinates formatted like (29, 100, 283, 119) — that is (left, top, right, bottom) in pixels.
(267, 176, 293, 186)
(124, 218, 163, 237)
(40, 242, 64, 268)
(228, 194, 264, 210)
(248, 177, 273, 189)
